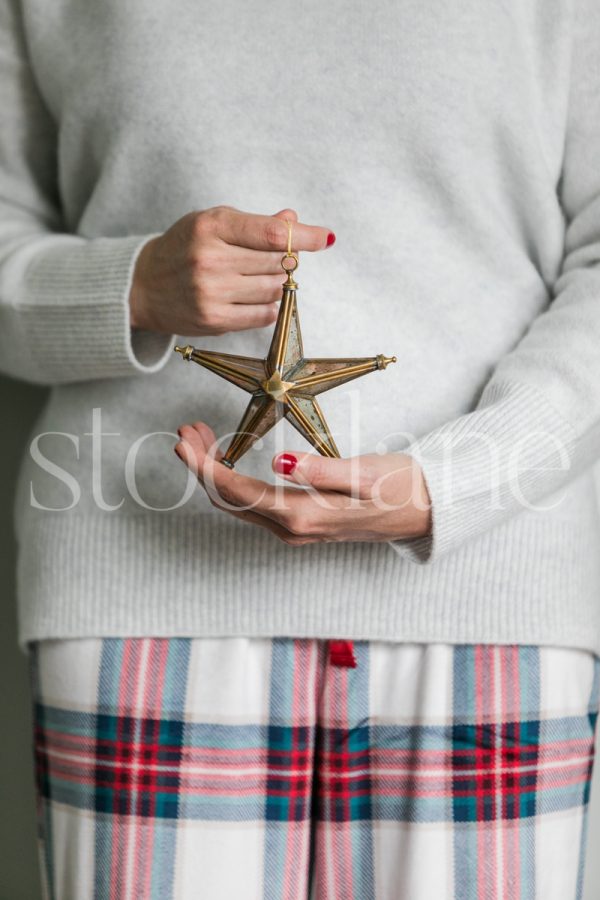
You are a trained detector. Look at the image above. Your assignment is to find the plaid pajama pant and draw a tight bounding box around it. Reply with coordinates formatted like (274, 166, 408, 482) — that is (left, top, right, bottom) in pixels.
(28, 636, 599, 900)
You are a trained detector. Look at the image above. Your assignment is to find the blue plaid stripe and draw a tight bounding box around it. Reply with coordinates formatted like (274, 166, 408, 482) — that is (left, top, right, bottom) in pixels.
(32, 705, 597, 823)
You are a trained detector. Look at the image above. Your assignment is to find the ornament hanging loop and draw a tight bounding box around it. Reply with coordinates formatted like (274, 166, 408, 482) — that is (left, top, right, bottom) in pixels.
(281, 253, 299, 273)
(281, 218, 299, 277)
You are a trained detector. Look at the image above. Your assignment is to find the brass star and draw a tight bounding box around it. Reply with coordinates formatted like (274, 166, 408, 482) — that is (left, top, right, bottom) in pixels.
(175, 253, 396, 468)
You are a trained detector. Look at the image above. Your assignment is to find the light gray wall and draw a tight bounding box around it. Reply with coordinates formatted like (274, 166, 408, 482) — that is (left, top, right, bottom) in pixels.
(0, 373, 599, 899)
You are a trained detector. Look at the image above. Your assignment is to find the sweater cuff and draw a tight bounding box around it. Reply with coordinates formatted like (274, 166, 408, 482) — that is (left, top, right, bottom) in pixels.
(16, 233, 174, 382)
(388, 380, 577, 565)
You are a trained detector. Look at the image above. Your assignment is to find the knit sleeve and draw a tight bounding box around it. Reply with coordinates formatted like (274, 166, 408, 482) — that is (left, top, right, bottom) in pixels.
(0, 0, 174, 386)
(390, 0, 600, 564)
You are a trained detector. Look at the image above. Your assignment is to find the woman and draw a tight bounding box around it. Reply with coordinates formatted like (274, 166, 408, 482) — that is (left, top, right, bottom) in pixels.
(2, 0, 599, 896)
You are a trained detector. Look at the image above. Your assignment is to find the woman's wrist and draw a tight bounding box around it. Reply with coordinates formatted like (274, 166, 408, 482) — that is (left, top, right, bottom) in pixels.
(129, 236, 160, 331)
(401, 460, 432, 539)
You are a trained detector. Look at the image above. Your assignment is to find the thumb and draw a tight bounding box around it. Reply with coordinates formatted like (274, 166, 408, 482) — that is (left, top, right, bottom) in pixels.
(272, 450, 365, 494)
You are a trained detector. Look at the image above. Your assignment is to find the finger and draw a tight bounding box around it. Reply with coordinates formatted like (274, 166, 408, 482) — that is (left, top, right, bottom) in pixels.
(175, 426, 276, 527)
(271, 208, 299, 223)
(176, 423, 329, 527)
(226, 246, 300, 276)
(174, 424, 319, 543)
(176, 422, 288, 529)
(175, 423, 276, 514)
(181, 421, 224, 461)
(220, 210, 298, 273)
(227, 273, 288, 305)
(271, 451, 383, 499)
(216, 302, 280, 331)
(216, 208, 334, 253)
(175, 425, 364, 544)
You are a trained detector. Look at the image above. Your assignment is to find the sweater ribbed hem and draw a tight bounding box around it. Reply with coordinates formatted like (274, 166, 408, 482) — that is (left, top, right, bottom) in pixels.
(5, 233, 174, 383)
(393, 380, 579, 564)
(16, 507, 600, 657)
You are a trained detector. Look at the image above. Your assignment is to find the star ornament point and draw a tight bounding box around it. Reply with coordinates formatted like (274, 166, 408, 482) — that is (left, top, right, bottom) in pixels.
(174, 266, 396, 468)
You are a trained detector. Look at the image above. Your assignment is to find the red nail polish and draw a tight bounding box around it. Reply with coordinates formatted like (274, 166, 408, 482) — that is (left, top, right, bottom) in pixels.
(274, 453, 297, 475)
(326, 232, 336, 247)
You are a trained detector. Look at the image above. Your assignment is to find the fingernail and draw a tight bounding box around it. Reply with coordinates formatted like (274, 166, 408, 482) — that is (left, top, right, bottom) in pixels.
(174, 443, 182, 457)
(274, 453, 298, 475)
(326, 232, 336, 247)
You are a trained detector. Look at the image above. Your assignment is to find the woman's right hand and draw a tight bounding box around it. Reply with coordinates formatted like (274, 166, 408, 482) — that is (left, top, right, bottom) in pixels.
(128, 206, 335, 336)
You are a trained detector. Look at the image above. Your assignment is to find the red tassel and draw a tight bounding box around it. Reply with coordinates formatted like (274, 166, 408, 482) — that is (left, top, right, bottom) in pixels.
(328, 639, 357, 667)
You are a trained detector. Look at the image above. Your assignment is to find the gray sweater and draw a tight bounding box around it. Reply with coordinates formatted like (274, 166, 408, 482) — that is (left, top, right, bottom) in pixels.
(2, 0, 600, 654)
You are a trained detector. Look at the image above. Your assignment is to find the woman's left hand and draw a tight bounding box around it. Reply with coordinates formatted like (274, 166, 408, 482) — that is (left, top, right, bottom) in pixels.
(174, 421, 432, 545)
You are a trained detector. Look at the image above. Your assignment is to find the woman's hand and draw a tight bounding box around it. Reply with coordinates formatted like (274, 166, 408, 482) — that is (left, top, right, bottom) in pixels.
(129, 206, 334, 336)
(174, 422, 432, 545)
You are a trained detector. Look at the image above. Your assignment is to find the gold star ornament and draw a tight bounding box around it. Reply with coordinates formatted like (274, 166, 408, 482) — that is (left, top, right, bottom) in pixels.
(175, 225, 396, 469)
